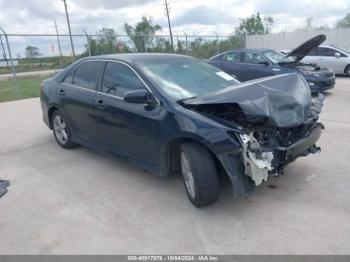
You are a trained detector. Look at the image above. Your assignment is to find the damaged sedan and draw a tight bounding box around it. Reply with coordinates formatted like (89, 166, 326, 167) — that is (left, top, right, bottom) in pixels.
(40, 54, 324, 207)
(208, 34, 336, 93)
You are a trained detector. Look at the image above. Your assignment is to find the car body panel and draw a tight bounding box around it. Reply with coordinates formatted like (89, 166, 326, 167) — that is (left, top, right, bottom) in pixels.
(302, 45, 350, 74)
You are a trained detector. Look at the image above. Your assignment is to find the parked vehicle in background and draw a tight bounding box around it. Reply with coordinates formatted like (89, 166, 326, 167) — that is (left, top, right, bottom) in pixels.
(208, 35, 335, 93)
(302, 45, 350, 76)
(41, 53, 324, 207)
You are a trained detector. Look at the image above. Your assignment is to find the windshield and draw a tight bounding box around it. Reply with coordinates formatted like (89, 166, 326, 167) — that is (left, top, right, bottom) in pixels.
(138, 60, 240, 100)
(263, 50, 295, 63)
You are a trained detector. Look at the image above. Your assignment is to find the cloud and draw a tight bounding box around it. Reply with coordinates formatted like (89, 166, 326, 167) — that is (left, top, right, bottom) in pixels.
(70, 0, 157, 10)
(173, 6, 237, 26)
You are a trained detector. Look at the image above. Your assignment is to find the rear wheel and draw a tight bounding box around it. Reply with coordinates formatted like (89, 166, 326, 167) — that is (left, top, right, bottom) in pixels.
(180, 142, 219, 207)
(52, 110, 77, 149)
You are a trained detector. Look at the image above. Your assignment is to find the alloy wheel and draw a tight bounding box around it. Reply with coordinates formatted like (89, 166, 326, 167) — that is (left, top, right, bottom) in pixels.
(53, 115, 68, 145)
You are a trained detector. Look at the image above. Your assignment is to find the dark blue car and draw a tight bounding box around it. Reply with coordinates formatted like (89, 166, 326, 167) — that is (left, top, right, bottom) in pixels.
(40, 53, 324, 207)
(208, 35, 335, 93)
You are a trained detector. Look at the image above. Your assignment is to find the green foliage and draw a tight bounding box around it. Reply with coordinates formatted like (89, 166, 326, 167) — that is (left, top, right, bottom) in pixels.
(88, 27, 124, 56)
(124, 16, 162, 52)
(25, 46, 41, 58)
(236, 13, 273, 35)
(0, 75, 52, 102)
(336, 13, 350, 28)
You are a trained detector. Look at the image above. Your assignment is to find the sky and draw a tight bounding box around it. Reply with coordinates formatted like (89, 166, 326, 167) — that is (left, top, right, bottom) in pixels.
(0, 0, 349, 56)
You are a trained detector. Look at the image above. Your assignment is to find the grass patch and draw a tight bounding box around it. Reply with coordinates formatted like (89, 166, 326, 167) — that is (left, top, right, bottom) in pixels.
(0, 75, 52, 103)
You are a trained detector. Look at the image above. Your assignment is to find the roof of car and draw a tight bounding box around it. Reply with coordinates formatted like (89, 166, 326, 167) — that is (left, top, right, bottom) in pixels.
(83, 53, 195, 63)
(209, 48, 274, 60)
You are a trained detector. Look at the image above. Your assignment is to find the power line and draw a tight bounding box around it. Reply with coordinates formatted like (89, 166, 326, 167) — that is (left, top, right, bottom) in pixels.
(164, 0, 174, 51)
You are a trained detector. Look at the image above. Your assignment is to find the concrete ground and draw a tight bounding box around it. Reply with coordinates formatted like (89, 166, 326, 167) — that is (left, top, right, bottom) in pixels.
(0, 78, 349, 255)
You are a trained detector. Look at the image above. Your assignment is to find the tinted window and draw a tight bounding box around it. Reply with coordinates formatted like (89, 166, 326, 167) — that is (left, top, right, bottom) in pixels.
(64, 71, 74, 84)
(314, 47, 337, 57)
(243, 52, 267, 64)
(102, 62, 145, 97)
(72, 61, 103, 90)
(223, 52, 241, 62)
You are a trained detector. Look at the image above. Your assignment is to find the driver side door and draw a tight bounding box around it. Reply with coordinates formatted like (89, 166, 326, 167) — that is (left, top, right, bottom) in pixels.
(94, 61, 160, 166)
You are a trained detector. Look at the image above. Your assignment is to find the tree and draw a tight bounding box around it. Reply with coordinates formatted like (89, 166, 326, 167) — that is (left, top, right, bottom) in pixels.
(25, 46, 41, 58)
(124, 16, 162, 52)
(295, 17, 330, 31)
(89, 27, 119, 56)
(235, 13, 273, 35)
(336, 13, 350, 28)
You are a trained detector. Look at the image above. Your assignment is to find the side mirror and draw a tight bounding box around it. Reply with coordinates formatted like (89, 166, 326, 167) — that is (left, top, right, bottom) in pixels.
(124, 89, 149, 104)
(334, 52, 341, 58)
(259, 60, 269, 66)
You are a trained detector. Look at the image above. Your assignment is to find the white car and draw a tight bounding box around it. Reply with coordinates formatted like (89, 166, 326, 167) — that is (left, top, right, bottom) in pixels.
(302, 45, 350, 76)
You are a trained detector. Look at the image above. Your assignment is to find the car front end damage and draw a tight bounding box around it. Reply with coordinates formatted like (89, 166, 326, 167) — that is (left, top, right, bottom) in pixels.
(182, 73, 325, 195)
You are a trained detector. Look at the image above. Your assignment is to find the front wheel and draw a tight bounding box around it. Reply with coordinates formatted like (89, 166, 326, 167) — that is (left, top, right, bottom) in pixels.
(180, 142, 219, 207)
(52, 110, 77, 149)
(346, 65, 350, 76)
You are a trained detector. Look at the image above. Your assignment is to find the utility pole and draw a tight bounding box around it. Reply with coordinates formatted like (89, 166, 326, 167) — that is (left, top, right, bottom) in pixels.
(164, 0, 174, 52)
(62, 0, 75, 58)
(54, 21, 63, 58)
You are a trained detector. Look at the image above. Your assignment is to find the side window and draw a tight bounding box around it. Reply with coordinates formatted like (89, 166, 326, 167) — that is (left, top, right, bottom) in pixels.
(315, 47, 336, 57)
(63, 71, 74, 84)
(308, 48, 317, 56)
(243, 52, 266, 64)
(72, 61, 103, 90)
(102, 62, 145, 98)
(223, 52, 241, 62)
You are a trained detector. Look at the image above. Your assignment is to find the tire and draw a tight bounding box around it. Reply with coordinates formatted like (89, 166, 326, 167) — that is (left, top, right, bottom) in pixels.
(180, 142, 219, 207)
(346, 65, 350, 76)
(51, 110, 77, 149)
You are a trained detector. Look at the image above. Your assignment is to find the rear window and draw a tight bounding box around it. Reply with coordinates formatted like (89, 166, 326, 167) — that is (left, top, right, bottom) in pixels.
(65, 61, 103, 90)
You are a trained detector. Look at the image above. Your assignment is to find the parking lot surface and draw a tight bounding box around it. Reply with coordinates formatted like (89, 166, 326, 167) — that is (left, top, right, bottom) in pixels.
(0, 78, 349, 254)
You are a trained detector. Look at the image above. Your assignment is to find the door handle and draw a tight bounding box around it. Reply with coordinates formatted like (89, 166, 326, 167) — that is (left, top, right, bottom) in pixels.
(97, 99, 107, 110)
(59, 89, 65, 96)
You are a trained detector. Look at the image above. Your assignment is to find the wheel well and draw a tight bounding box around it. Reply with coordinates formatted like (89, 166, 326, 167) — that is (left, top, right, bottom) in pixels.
(166, 137, 227, 178)
(48, 106, 59, 129)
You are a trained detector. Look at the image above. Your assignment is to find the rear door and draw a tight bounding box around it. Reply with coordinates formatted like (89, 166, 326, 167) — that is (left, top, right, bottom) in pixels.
(241, 51, 274, 81)
(60, 61, 104, 144)
(210, 52, 246, 80)
(94, 61, 160, 165)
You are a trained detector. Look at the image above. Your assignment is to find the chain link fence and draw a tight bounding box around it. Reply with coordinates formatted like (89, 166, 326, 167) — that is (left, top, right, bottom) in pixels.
(0, 33, 245, 76)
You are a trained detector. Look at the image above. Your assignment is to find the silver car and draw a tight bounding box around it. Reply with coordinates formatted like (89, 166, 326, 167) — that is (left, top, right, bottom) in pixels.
(302, 45, 350, 76)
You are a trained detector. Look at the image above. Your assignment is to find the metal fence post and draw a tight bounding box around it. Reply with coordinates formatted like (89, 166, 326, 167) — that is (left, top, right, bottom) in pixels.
(0, 26, 18, 97)
(0, 27, 16, 79)
(0, 35, 9, 69)
(214, 31, 219, 54)
(82, 29, 91, 56)
(144, 35, 148, 53)
(183, 31, 188, 55)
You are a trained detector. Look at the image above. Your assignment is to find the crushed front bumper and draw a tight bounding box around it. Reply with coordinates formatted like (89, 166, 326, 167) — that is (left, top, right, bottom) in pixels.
(278, 123, 323, 164)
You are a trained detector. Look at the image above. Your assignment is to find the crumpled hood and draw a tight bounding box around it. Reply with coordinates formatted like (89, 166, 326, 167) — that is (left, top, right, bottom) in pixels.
(183, 73, 312, 128)
(280, 34, 326, 65)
